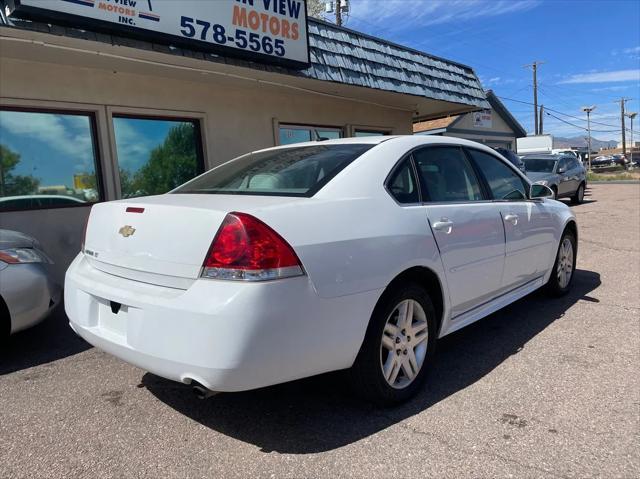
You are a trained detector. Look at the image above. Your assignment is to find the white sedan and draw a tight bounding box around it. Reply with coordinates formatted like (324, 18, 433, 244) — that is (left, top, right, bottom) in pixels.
(65, 136, 577, 405)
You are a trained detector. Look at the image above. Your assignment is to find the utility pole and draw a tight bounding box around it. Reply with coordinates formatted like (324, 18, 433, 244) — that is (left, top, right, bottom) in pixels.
(539, 104, 544, 134)
(615, 98, 631, 156)
(626, 112, 637, 165)
(524, 61, 544, 135)
(582, 105, 596, 170)
(335, 0, 342, 26)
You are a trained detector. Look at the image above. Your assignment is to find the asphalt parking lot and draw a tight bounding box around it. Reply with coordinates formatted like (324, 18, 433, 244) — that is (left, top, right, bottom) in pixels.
(1, 183, 638, 479)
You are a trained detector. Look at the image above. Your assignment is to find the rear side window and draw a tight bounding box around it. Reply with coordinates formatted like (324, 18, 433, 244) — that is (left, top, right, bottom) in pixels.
(174, 144, 373, 197)
(467, 149, 528, 200)
(413, 147, 483, 202)
(387, 159, 419, 204)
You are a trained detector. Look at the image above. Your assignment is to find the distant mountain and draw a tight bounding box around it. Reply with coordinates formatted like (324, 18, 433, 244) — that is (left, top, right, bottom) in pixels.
(553, 136, 618, 150)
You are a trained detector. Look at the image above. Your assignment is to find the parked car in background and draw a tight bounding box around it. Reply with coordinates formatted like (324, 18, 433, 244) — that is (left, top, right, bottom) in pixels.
(523, 154, 586, 203)
(0, 195, 86, 211)
(493, 147, 525, 172)
(66, 136, 578, 405)
(0, 230, 61, 339)
(591, 155, 615, 167)
(611, 154, 629, 167)
(551, 149, 581, 162)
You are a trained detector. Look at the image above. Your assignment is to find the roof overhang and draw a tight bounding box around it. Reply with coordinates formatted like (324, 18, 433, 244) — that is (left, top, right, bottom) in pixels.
(0, 25, 484, 119)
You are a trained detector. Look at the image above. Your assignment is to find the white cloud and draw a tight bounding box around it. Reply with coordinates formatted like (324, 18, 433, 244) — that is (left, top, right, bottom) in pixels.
(348, 0, 540, 31)
(0, 111, 94, 171)
(623, 46, 640, 54)
(558, 69, 640, 84)
(589, 85, 631, 92)
(112, 120, 153, 169)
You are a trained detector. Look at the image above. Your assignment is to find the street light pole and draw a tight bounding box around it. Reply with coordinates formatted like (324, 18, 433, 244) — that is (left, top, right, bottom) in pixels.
(626, 112, 637, 166)
(582, 105, 596, 170)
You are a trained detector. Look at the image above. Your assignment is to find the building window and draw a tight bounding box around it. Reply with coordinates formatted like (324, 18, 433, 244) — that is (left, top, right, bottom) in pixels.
(354, 129, 390, 137)
(0, 108, 102, 212)
(279, 124, 343, 145)
(112, 115, 204, 198)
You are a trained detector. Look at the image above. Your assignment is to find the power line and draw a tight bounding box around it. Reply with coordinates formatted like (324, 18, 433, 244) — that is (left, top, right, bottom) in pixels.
(544, 111, 622, 133)
(497, 95, 633, 132)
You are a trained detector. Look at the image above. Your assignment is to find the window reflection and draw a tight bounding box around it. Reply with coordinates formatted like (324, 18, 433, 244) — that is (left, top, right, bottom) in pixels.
(279, 124, 342, 145)
(113, 116, 202, 198)
(0, 109, 99, 211)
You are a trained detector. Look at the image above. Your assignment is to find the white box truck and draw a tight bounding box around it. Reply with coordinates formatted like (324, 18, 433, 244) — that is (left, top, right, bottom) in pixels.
(517, 135, 553, 154)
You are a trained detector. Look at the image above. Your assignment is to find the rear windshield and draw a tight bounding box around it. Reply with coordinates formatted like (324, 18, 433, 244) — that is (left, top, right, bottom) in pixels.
(524, 158, 557, 173)
(173, 144, 373, 197)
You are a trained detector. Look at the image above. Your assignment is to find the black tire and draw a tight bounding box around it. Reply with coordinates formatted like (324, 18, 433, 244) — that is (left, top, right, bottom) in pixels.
(0, 296, 10, 343)
(546, 229, 577, 297)
(349, 282, 438, 406)
(551, 185, 558, 199)
(571, 182, 585, 204)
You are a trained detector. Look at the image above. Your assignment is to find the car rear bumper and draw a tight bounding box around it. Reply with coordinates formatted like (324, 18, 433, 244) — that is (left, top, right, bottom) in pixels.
(64, 254, 379, 392)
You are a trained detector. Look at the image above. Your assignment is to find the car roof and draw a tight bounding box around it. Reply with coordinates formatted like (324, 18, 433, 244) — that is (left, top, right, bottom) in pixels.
(249, 134, 502, 156)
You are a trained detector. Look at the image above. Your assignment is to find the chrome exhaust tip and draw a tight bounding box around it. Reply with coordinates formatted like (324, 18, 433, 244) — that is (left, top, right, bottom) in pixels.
(192, 382, 217, 400)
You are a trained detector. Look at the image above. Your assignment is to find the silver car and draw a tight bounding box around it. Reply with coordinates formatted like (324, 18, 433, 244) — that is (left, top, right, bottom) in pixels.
(0, 230, 61, 338)
(523, 155, 586, 204)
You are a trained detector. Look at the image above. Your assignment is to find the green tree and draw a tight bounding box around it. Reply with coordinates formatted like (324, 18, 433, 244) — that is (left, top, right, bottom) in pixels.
(129, 123, 198, 197)
(0, 144, 40, 196)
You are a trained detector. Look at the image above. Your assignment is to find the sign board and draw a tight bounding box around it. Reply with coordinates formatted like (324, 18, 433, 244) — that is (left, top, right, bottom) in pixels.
(7, 0, 310, 68)
(472, 109, 492, 128)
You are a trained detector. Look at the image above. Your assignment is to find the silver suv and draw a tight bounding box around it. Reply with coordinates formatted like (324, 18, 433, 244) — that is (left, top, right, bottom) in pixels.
(523, 154, 586, 204)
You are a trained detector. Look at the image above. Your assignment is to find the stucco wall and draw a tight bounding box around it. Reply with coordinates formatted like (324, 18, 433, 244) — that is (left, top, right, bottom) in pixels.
(446, 109, 517, 149)
(0, 56, 413, 282)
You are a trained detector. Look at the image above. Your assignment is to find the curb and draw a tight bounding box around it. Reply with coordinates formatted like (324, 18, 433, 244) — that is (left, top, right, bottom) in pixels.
(588, 180, 640, 184)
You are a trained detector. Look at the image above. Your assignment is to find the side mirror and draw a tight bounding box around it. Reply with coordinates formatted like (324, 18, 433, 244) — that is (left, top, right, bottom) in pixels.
(557, 166, 566, 174)
(530, 184, 554, 199)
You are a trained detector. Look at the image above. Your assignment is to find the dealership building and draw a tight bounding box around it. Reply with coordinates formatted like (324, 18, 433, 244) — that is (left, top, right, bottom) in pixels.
(0, 0, 488, 282)
(413, 90, 526, 150)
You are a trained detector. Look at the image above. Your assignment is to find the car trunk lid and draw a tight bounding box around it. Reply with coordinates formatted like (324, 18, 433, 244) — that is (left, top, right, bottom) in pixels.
(83, 194, 304, 286)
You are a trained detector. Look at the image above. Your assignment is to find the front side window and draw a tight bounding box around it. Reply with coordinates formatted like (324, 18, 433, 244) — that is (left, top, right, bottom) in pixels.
(174, 144, 373, 197)
(279, 124, 342, 145)
(0, 109, 101, 211)
(468, 149, 528, 200)
(113, 116, 202, 198)
(413, 147, 483, 202)
(387, 159, 419, 203)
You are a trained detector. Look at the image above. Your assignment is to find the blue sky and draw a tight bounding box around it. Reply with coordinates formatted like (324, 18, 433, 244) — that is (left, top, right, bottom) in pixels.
(341, 0, 640, 141)
(0, 112, 175, 188)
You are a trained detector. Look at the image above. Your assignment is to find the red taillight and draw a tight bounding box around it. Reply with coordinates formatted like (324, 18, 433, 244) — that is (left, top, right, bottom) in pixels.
(201, 212, 303, 281)
(126, 207, 145, 213)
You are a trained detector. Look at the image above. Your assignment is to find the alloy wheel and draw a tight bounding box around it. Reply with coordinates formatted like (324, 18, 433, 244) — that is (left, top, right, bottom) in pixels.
(557, 237, 574, 288)
(380, 299, 429, 389)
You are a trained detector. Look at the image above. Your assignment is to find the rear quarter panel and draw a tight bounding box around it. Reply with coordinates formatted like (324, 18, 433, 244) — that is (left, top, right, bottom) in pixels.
(256, 196, 444, 299)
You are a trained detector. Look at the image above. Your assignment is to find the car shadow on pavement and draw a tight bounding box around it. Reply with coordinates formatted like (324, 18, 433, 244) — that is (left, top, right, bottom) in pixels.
(143, 269, 601, 454)
(0, 301, 91, 375)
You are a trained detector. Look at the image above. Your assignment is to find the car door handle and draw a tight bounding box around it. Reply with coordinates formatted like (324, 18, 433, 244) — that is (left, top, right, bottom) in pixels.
(504, 214, 519, 225)
(432, 218, 454, 233)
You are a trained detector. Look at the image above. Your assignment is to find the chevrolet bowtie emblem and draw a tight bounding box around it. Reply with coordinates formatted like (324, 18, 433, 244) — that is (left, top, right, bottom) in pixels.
(118, 225, 136, 237)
